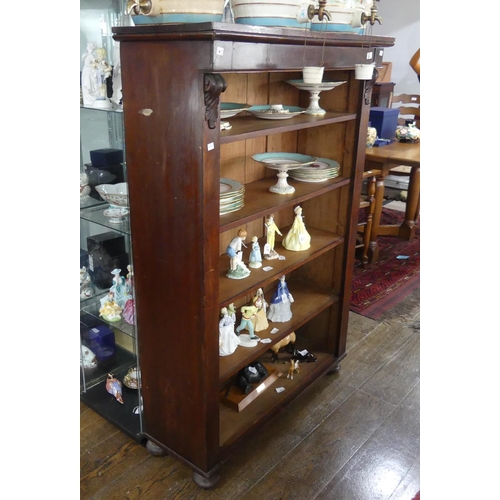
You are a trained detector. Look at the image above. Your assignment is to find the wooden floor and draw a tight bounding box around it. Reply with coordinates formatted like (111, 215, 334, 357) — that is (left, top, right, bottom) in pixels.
(81, 288, 420, 500)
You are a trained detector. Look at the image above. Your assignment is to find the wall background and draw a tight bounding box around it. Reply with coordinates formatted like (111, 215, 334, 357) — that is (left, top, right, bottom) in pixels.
(374, 0, 420, 95)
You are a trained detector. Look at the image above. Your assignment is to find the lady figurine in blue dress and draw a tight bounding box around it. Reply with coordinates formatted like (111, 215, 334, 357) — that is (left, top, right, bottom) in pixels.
(248, 236, 262, 269)
(267, 275, 294, 323)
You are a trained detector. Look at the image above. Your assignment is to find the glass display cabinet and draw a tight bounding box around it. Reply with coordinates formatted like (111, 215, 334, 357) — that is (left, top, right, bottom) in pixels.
(79, 0, 142, 439)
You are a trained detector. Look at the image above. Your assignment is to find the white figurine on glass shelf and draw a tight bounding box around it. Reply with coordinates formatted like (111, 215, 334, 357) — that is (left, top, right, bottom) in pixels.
(226, 228, 251, 279)
(111, 42, 122, 107)
(252, 288, 269, 332)
(282, 205, 311, 252)
(219, 306, 241, 356)
(80, 266, 94, 299)
(264, 214, 282, 260)
(267, 275, 294, 323)
(81, 43, 112, 109)
(81, 42, 97, 106)
(248, 236, 263, 269)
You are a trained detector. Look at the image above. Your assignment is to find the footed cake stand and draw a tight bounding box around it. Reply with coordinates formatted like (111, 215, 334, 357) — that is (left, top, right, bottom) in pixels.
(286, 80, 347, 115)
(252, 152, 317, 194)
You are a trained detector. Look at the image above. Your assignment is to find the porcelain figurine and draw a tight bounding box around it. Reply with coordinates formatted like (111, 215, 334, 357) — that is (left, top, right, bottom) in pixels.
(80, 173, 91, 202)
(80, 345, 97, 369)
(219, 306, 241, 356)
(287, 358, 300, 380)
(267, 275, 294, 323)
(111, 42, 123, 107)
(264, 214, 282, 260)
(282, 206, 311, 252)
(367, 126, 377, 147)
(395, 120, 420, 143)
(252, 288, 269, 332)
(122, 265, 136, 325)
(81, 42, 97, 106)
(99, 291, 123, 322)
(82, 44, 112, 108)
(226, 228, 251, 279)
(123, 367, 140, 389)
(270, 331, 296, 362)
(236, 305, 260, 339)
(248, 236, 263, 269)
(80, 266, 94, 299)
(106, 373, 124, 404)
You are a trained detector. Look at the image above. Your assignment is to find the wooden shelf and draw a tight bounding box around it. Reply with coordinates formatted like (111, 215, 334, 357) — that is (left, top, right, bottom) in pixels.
(219, 226, 343, 305)
(219, 347, 335, 449)
(219, 280, 338, 383)
(220, 112, 356, 144)
(220, 176, 350, 232)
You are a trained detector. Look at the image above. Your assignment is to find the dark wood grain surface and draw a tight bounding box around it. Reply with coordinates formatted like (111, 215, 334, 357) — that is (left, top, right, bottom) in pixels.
(81, 290, 419, 500)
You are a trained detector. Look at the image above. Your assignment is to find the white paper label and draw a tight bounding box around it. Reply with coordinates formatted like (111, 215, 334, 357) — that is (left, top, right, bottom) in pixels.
(275, 387, 285, 393)
(263, 266, 273, 272)
(379, 49, 384, 56)
(91, 328, 99, 333)
(298, 349, 308, 356)
(278, 255, 286, 260)
(216, 46, 224, 56)
(260, 338, 272, 344)
(271, 328, 279, 334)
(366, 51, 373, 60)
(256, 383, 265, 393)
(207, 142, 214, 151)
(248, 366, 257, 375)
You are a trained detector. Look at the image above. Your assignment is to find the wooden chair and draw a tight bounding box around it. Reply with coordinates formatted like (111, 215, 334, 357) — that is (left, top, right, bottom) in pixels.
(387, 93, 420, 199)
(391, 93, 420, 129)
(356, 168, 382, 267)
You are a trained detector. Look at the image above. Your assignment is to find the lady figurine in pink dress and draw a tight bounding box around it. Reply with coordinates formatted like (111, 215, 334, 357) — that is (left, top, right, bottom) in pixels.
(122, 265, 136, 325)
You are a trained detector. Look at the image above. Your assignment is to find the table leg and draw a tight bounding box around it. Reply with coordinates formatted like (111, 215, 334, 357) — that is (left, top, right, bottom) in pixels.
(399, 165, 420, 240)
(367, 173, 385, 263)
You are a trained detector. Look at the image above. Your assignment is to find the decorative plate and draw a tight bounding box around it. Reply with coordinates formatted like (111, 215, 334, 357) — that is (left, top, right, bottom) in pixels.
(252, 152, 317, 170)
(247, 105, 306, 120)
(220, 103, 251, 119)
(286, 80, 347, 92)
(289, 157, 340, 181)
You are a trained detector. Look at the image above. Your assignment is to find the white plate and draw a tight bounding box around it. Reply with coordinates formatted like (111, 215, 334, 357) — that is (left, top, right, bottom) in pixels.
(247, 105, 306, 120)
(220, 103, 251, 119)
(286, 80, 347, 92)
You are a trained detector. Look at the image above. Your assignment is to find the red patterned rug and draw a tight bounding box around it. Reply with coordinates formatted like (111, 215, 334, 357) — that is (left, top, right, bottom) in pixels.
(350, 207, 420, 319)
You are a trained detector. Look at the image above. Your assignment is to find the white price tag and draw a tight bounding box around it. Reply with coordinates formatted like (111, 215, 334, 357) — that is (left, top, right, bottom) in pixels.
(216, 46, 224, 56)
(207, 142, 214, 151)
(270, 328, 279, 334)
(278, 255, 286, 260)
(259, 338, 272, 344)
(366, 51, 373, 60)
(379, 49, 384, 56)
(262, 266, 273, 272)
(275, 387, 285, 393)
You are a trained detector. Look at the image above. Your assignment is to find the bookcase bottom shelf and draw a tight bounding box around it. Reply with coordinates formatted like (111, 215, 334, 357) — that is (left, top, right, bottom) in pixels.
(219, 348, 336, 449)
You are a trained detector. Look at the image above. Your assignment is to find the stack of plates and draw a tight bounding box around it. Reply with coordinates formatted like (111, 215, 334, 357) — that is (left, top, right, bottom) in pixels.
(289, 157, 341, 183)
(220, 178, 245, 215)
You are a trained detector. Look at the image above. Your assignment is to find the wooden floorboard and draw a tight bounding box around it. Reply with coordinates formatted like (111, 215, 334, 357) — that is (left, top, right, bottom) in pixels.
(80, 288, 420, 500)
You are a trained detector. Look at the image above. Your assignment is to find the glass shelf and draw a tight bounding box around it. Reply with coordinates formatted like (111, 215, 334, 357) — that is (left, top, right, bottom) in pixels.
(80, 204, 131, 235)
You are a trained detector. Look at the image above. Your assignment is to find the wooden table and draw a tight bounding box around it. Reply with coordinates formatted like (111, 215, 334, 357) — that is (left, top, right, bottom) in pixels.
(364, 141, 420, 262)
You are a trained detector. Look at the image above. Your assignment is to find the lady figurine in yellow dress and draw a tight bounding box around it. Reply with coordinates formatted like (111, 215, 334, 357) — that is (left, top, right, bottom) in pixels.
(282, 206, 311, 251)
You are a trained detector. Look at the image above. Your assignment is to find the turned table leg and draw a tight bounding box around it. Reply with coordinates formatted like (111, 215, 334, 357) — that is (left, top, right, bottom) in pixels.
(399, 165, 420, 241)
(367, 173, 385, 263)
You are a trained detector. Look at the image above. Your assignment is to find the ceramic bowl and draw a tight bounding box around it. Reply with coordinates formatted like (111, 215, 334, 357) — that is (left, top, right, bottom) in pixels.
(95, 183, 129, 207)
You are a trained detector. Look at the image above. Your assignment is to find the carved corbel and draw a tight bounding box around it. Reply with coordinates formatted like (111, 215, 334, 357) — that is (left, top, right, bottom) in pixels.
(204, 74, 227, 129)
